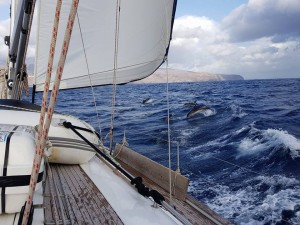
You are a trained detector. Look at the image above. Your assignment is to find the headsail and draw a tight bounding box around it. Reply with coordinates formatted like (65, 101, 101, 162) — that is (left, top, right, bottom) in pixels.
(34, 0, 177, 91)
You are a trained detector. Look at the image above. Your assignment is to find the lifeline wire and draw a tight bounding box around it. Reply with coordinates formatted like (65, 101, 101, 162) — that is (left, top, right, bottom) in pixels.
(165, 58, 172, 204)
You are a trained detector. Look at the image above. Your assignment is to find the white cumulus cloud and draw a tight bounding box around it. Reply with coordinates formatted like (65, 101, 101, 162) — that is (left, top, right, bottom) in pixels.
(222, 0, 300, 42)
(0, 3, 37, 68)
(0, 19, 9, 65)
(1, 0, 300, 79)
(168, 0, 300, 79)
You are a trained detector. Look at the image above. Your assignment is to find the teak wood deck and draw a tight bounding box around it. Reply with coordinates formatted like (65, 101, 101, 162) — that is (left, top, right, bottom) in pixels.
(43, 149, 232, 225)
(44, 164, 123, 225)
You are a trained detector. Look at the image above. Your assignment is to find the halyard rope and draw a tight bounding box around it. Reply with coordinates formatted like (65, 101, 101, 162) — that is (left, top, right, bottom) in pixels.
(76, 12, 103, 143)
(21, 1, 79, 224)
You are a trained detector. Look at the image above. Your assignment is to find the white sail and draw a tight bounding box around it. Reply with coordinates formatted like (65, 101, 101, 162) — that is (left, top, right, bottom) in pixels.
(34, 0, 176, 91)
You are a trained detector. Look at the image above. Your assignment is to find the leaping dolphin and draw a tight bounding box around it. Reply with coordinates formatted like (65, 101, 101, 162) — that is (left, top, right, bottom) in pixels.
(184, 101, 197, 107)
(142, 98, 153, 104)
(187, 105, 210, 118)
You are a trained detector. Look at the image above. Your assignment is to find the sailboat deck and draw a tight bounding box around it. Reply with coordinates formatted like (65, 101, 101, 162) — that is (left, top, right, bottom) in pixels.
(43, 157, 231, 225)
(119, 161, 232, 225)
(44, 164, 123, 225)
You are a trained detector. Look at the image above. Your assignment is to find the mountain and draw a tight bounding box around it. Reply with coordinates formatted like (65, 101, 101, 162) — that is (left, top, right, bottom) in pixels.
(135, 69, 244, 83)
(10, 69, 244, 87)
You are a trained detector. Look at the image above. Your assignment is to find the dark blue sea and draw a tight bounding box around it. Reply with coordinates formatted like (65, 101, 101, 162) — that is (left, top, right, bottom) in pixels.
(28, 78, 300, 225)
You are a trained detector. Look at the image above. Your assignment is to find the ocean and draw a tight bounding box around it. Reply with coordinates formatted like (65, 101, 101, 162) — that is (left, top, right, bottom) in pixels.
(28, 78, 300, 225)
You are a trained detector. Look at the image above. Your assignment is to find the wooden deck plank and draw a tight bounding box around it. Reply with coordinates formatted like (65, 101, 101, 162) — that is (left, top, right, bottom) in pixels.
(68, 165, 107, 225)
(58, 165, 94, 224)
(52, 165, 77, 225)
(45, 165, 80, 225)
(44, 164, 124, 225)
(71, 165, 123, 225)
(44, 167, 57, 225)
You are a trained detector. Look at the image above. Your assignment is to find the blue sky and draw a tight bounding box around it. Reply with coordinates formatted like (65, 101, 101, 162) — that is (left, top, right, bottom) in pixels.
(176, 0, 248, 21)
(0, 0, 9, 20)
(1, 0, 300, 79)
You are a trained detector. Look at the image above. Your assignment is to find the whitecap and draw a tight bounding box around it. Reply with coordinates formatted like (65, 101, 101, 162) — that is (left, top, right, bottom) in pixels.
(237, 128, 300, 159)
(191, 175, 300, 225)
(237, 137, 268, 156)
(230, 104, 248, 118)
(264, 129, 300, 159)
(180, 129, 195, 137)
(202, 108, 217, 117)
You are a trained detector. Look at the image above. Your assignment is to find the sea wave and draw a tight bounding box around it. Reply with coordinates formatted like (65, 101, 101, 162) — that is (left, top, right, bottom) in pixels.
(237, 128, 300, 159)
(202, 108, 217, 117)
(230, 104, 248, 118)
(189, 175, 300, 225)
(33, 79, 300, 225)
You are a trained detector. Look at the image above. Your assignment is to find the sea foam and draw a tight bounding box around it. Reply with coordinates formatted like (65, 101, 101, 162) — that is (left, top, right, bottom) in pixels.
(237, 128, 300, 159)
(190, 175, 300, 225)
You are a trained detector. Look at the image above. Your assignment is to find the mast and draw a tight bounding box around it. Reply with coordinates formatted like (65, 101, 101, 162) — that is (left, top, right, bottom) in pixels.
(7, 0, 34, 100)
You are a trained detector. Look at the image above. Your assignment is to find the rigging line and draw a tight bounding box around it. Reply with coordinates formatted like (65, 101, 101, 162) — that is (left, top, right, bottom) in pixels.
(76, 11, 103, 143)
(165, 58, 172, 205)
(119, 129, 272, 178)
(21, 0, 78, 224)
(110, 0, 121, 154)
(178, 143, 285, 188)
(133, 129, 267, 176)
(209, 155, 262, 176)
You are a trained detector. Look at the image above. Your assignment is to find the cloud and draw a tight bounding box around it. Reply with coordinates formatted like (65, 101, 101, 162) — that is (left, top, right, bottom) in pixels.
(0, 6, 37, 69)
(1, 0, 300, 79)
(168, 12, 300, 79)
(0, 19, 9, 65)
(222, 0, 300, 42)
(0, 0, 10, 5)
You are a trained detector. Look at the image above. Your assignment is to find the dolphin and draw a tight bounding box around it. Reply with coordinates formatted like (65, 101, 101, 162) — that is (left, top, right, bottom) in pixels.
(142, 98, 153, 104)
(187, 105, 210, 118)
(184, 101, 197, 107)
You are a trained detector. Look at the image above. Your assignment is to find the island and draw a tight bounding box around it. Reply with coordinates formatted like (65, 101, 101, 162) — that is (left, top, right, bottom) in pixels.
(135, 68, 244, 84)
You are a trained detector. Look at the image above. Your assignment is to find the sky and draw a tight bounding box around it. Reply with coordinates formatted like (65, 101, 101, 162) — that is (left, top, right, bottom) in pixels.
(0, 0, 300, 79)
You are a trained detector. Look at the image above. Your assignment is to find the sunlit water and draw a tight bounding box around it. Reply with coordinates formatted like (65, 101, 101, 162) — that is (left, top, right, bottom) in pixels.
(27, 78, 300, 225)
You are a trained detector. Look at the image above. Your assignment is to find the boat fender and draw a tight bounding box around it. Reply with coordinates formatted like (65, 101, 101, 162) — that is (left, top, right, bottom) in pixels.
(131, 176, 165, 205)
